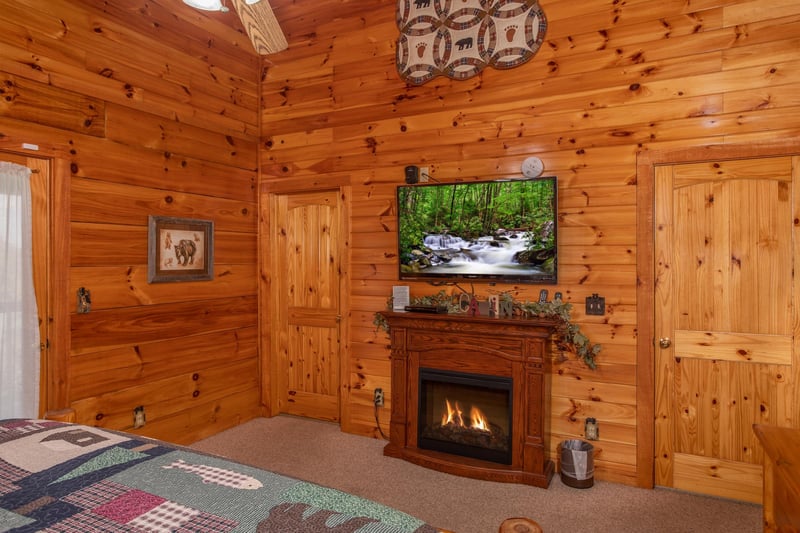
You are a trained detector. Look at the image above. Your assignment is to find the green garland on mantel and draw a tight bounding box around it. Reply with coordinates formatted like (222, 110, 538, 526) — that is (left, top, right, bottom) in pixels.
(373, 290, 601, 370)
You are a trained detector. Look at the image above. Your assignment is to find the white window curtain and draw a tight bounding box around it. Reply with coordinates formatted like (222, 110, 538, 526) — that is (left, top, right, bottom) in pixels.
(0, 161, 40, 419)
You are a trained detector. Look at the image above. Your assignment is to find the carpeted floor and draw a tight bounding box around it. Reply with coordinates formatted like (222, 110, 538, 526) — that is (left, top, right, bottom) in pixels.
(191, 415, 762, 533)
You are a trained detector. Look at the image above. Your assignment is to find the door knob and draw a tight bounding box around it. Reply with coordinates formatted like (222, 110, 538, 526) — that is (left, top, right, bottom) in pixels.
(659, 337, 672, 349)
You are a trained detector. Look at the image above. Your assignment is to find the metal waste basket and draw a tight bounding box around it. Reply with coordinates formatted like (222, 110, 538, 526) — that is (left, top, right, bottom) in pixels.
(559, 439, 594, 488)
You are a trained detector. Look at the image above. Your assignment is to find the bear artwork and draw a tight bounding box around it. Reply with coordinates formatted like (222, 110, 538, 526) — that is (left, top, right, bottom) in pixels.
(174, 239, 197, 266)
(396, 0, 548, 85)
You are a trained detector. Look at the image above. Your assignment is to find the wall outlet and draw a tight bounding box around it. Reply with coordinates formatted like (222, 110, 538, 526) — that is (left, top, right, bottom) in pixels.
(133, 406, 146, 428)
(374, 388, 384, 407)
(585, 417, 599, 440)
(585, 294, 605, 315)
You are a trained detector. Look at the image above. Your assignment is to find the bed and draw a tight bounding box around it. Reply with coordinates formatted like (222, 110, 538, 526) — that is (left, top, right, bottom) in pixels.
(0, 419, 449, 532)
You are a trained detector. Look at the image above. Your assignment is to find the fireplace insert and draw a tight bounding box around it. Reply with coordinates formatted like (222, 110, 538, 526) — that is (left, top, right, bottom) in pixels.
(418, 368, 513, 465)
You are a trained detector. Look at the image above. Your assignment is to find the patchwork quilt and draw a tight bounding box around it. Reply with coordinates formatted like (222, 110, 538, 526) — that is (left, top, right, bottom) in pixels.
(0, 419, 442, 533)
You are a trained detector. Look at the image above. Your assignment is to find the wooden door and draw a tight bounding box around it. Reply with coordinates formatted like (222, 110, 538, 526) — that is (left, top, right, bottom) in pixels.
(654, 156, 799, 503)
(269, 189, 343, 421)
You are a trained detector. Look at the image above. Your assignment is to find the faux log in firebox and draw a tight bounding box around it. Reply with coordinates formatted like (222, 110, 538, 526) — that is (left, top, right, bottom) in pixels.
(381, 311, 558, 488)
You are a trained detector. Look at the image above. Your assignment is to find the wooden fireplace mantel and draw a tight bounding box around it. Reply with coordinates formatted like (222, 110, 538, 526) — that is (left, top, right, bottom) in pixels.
(381, 311, 558, 488)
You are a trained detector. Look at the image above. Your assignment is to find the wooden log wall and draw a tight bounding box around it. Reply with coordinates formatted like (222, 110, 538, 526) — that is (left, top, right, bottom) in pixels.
(261, 0, 800, 485)
(0, 0, 262, 444)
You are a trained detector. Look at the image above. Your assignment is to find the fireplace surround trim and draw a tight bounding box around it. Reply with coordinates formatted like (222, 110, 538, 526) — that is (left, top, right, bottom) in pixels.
(381, 311, 558, 488)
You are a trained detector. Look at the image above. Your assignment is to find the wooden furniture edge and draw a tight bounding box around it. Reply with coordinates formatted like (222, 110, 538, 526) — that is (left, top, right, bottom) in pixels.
(753, 423, 800, 532)
(44, 408, 76, 423)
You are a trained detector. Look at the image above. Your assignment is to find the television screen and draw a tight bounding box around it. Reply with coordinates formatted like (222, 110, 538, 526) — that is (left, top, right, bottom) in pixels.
(397, 177, 557, 284)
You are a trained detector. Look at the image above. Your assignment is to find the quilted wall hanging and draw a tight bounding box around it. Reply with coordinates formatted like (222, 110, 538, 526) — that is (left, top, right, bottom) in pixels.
(396, 0, 548, 86)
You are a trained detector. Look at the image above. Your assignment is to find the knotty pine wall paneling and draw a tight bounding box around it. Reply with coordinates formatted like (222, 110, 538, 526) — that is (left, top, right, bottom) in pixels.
(0, 0, 261, 444)
(261, 0, 800, 485)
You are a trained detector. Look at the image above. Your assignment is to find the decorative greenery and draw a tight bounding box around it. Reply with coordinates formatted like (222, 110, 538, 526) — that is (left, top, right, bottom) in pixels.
(374, 290, 601, 370)
(512, 297, 600, 370)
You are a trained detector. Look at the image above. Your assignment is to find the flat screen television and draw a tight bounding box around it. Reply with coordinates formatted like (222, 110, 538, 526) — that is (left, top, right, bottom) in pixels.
(397, 177, 557, 284)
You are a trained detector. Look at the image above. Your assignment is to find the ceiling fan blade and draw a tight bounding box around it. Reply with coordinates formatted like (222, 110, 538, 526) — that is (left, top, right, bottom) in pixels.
(229, 0, 288, 55)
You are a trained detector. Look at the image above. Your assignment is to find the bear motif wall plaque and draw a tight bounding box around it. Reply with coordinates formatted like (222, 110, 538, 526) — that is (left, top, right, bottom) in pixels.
(396, 0, 547, 86)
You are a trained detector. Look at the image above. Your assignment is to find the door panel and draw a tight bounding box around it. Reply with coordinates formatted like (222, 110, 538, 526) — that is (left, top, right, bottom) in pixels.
(672, 330, 791, 365)
(672, 453, 763, 503)
(654, 156, 797, 503)
(271, 189, 342, 421)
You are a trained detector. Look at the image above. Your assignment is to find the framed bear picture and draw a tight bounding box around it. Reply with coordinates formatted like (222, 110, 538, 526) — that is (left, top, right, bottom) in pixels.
(147, 216, 214, 283)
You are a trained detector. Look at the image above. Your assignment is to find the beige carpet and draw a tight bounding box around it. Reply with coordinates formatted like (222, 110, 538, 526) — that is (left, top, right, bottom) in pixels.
(191, 415, 761, 533)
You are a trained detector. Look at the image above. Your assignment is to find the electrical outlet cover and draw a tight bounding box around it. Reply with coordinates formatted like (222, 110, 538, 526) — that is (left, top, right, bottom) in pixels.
(585, 417, 599, 440)
(585, 294, 605, 315)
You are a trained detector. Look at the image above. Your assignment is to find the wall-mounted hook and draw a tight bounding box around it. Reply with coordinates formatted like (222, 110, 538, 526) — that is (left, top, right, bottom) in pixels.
(77, 287, 91, 314)
(133, 406, 146, 428)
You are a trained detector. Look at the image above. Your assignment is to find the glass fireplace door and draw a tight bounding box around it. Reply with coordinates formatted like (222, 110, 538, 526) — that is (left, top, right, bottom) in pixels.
(418, 368, 512, 465)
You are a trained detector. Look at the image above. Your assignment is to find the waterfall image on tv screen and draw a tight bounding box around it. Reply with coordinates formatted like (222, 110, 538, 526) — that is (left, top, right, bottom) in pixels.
(397, 177, 557, 284)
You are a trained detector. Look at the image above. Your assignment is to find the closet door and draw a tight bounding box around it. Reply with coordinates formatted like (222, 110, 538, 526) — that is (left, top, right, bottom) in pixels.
(269, 189, 344, 422)
(654, 155, 798, 503)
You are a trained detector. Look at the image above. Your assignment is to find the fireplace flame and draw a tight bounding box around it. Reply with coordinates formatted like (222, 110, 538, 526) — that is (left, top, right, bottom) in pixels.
(470, 405, 490, 432)
(441, 398, 464, 426)
(440, 399, 491, 433)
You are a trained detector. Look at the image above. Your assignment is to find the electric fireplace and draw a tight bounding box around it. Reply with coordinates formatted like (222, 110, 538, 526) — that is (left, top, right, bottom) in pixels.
(418, 368, 512, 465)
(381, 311, 557, 488)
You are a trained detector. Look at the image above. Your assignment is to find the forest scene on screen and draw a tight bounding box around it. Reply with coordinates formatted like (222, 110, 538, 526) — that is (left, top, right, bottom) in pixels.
(397, 179, 556, 282)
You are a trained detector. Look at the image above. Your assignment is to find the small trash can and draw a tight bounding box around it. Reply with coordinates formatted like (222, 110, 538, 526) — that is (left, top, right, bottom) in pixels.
(559, 439, 594, 488)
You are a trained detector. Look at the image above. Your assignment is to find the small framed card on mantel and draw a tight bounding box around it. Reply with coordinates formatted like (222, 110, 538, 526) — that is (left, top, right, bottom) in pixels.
(392, 286, 410, 311)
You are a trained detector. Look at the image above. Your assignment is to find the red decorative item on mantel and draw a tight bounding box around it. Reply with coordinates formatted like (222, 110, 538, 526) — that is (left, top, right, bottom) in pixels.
(396, 0, 548, 85)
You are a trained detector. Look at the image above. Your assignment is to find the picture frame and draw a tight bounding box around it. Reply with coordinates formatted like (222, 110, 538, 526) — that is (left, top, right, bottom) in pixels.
(147, 216, 214, 283)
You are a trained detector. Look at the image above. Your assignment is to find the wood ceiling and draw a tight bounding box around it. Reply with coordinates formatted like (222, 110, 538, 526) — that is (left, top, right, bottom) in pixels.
(73, 0, 391, 59)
